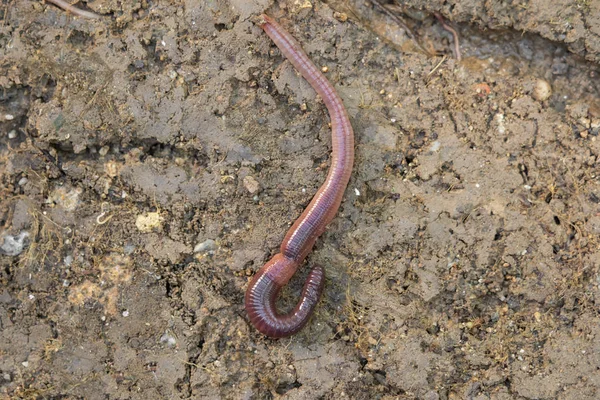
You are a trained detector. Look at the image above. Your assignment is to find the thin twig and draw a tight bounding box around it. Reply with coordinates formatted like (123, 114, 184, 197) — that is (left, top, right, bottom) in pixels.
(2, 0, 15, 27)
(434, 12, 461, 61)
(369, 0, 430, 56)
(44, 0, 101, 19)
(427, 55, 447, 76)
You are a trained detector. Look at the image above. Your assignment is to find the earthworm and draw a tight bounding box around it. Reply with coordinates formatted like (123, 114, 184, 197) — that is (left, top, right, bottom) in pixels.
(434, 12, 462, 61)
(44, 0, 101, 19)
(245, 14, 354, 338)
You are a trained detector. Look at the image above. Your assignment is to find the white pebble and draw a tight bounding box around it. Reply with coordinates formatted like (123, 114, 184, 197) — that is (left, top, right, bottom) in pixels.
(194, 239, 217, 254)
(0, 231, 30, 256)
(532, 79, 552, 101)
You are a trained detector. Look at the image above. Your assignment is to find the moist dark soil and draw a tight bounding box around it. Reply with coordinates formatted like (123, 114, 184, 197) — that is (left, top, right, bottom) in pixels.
(1, 0, 600, 399)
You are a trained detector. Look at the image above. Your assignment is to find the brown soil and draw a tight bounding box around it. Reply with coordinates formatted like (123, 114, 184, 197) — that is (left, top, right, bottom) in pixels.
(1, 0, 600, 399)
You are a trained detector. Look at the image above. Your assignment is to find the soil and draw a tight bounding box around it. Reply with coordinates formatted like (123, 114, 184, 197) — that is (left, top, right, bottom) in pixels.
(1, 0, 600, 399)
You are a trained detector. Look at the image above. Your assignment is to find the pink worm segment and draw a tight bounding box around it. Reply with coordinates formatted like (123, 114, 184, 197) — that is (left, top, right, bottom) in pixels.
(244, 15, 355, 338)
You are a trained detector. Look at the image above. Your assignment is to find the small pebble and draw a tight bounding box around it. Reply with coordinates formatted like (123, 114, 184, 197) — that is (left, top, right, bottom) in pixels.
(243, 176, 260, 194)
(18, 177, 28, 186)
(48, 186, 82, 211)
(580, 130, 588, 138)
(333, 12, 348, 22)
(5, 114, 14, 120)
(429, 140, 441, 152)
(123, 243, 136, 255)
(160, 332, 177, 347)
(194, 239, 217, 254)
(99, 146, 110, 156)
(8, 130, 17, 139)
(135, 212, 163, 232)
(0, 232, 30, 256)
(532, 79, 552, 101)
(73, 143, 87, 154)
(424, 392, 440, 400)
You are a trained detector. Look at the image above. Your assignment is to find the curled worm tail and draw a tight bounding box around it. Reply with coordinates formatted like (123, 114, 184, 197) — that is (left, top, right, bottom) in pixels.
(245, 262, 325, 338)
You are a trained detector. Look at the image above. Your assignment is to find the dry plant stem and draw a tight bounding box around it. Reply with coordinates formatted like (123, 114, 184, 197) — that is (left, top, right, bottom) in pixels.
(370, 0, 430, 56)
(44, 0, 100, 19)
(245, 14, 355, 338)
(434, 12, 462, 61)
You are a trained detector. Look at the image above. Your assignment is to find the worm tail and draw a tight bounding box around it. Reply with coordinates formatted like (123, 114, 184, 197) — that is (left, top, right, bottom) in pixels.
(245, 263, 325, 338)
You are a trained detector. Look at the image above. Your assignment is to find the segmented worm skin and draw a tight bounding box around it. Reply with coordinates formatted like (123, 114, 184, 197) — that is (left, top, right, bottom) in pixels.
(245, 14, 354, 338)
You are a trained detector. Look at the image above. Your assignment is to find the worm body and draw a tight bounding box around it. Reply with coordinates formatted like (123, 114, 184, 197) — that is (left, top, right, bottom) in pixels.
(245, 14, 354, 338)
